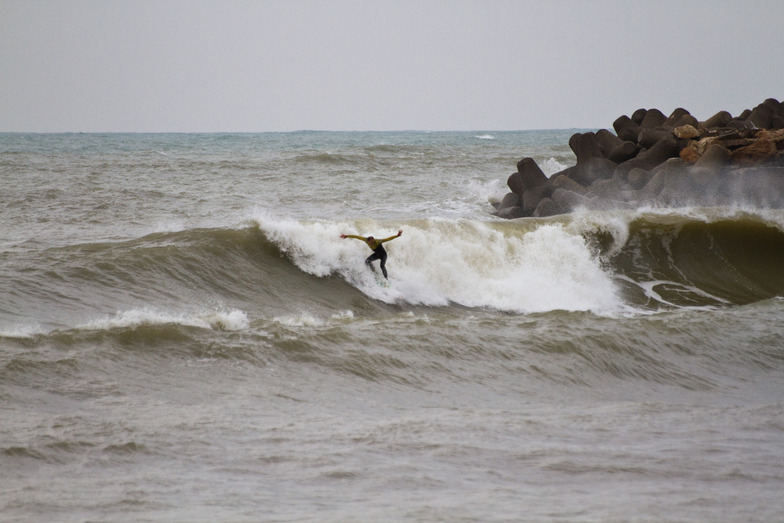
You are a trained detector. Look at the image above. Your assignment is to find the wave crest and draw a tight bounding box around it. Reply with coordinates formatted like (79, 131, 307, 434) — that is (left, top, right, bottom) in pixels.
(83, 308, 249, 332)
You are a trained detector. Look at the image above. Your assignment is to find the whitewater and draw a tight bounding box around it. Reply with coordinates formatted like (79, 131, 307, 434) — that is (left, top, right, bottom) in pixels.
(2, 131, 784, 521)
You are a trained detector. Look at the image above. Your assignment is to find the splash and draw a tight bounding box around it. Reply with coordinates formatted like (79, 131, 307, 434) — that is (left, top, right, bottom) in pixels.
(255, 214, 621, 314)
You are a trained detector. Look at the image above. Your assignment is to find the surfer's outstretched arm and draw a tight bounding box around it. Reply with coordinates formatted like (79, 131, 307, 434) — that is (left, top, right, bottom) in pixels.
(340, 234, 366, 241)
(378, 230, 403, 243)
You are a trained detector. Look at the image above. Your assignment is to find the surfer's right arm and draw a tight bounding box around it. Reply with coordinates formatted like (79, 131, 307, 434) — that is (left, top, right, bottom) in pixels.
(340, 234, 366, 241)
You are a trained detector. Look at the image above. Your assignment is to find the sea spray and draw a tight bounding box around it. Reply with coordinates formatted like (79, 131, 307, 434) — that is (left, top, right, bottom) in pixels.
(255, 215, 356, 278)
(256, 215, 621, 313)
(389, 220, 620, 313)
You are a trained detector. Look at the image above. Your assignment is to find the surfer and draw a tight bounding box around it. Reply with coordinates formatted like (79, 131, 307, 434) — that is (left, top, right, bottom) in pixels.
(340, 229, 403, 279)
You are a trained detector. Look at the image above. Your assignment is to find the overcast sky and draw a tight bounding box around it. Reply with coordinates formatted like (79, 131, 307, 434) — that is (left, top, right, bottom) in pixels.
(2, 0, 783, 132)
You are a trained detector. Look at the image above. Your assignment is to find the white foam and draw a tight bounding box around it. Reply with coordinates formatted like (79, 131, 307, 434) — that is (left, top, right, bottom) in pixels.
(256, 215, 621, 314)
(272, 313, 326, 328)
(566, 208, 632, 257)
(391, 221, 620, 313)
(256, 214, 358, 278)
(201, 309, 250, 331)
(633, 278, 730, 310)
(0, 323, 45, 338)
(83, 308, 249, 331)
(541, 157, 569, 177)
(152, 219, 187, 234)
(272, 309, 354, 328)
(467, 178, 508, 207)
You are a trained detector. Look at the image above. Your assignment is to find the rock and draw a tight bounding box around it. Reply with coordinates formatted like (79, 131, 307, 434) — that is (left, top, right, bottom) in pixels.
(492, 96, 784, 219)
(694, 136, 721, 156)
(586, 178, 625, 200)
(608, 141, 640, 163)
(681, 136, 726, 163)
(494, 205, 525, 219)
(616, 134, 680, 175)
(522, 184, 553, 215)
(552, 188, 590, 211)
(655, 165, 698, 205)
(595, 129, 623, 159)
(643, 158, 688, 197)
(507, 172, 524, 196)
(551, 173, 587, 194)
(662, 108, 691, 129)
(638, 128, 672, 148)
(762, 98, 781, 112)
(627, 168, 653, 190)
(569, 132, 604, 163)
(763, 127, 784, 144)
(613, 115, 641, 143)
(672, 113, 700, 130)
(674, 124, 701, 139)
(747, 103, 775, 129)
(679, 143, 701, 163)
(732, 131, 778, 165)
(695, 143, 731, 169)
(533, 198, 565, 218)
(640, 108, 667, 128)
(572, 156, 617, 186)
(702, 111, 733, 129)
(726, 118, 752, 131)
(517, 157, 548, 188)
(631, 108, 647, 125)
(508, 158, 548, 196)
(497, 192, 521, 210)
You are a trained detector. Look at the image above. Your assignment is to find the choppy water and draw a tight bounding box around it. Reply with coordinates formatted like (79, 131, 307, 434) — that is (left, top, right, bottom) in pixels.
(2, 132, 784, 521)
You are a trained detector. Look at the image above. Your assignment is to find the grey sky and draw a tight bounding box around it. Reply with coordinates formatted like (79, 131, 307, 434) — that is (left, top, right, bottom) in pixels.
(2, 0, 782, 132)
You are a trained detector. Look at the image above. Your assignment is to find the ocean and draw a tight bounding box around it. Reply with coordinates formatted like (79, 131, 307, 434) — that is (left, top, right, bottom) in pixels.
(2, 131, 783, 522)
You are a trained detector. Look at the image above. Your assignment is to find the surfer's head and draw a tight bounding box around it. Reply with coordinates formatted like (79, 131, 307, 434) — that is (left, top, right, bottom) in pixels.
(367, 236, 374, 242)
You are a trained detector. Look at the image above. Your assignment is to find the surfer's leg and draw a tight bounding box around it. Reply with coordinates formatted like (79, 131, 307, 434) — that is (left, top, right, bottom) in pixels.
(379, 251, 388, 279)
(365, 253, 378, 273)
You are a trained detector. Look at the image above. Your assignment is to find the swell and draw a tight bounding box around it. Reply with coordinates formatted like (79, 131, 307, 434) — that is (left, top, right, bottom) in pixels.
(5, 302, 782, 399)
(0, 224, 389, 333)
(601, 212, 784, 308)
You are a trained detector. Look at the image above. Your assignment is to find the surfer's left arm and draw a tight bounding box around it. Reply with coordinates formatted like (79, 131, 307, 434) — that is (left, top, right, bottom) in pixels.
(379, 230, 403, 243)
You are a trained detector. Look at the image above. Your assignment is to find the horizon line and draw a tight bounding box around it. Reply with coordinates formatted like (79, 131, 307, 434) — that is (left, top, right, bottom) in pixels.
(0, 127, 599, 135)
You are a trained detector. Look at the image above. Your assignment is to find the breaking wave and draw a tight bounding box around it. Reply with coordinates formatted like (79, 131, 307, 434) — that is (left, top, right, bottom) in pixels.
(4, 207, 784, 343)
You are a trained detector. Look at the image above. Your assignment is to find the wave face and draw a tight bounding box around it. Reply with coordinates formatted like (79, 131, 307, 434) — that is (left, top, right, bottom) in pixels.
(596, 209, 784, 308)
